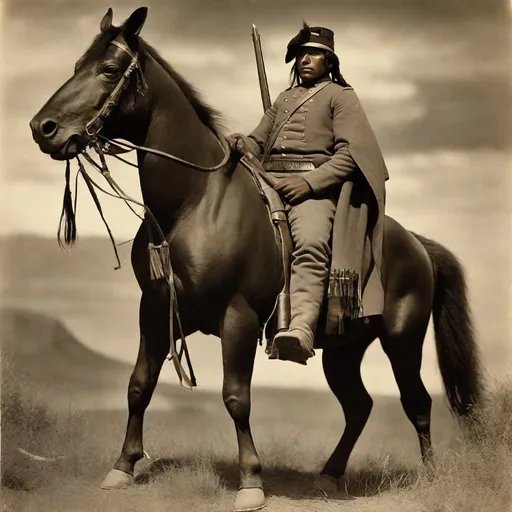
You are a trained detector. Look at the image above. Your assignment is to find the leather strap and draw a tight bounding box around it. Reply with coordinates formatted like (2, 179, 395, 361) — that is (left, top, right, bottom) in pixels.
(262, 80, 332, 159)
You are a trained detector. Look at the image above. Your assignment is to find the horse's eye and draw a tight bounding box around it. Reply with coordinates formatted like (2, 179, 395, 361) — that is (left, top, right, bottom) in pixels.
(103, 65, 120, 77)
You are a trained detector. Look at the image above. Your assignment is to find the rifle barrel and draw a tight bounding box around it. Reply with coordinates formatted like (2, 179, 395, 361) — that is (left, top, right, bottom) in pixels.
(251, 24, 271, 112)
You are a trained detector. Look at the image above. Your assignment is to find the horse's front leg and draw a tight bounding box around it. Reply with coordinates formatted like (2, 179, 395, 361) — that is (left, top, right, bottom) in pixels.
(101, 290, 169, 489)
(221, 293, 266, 512)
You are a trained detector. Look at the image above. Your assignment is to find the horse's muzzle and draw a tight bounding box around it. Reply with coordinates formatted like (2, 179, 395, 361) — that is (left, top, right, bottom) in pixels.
(29, 111, 89, 158)
(49, 135, 87, 161)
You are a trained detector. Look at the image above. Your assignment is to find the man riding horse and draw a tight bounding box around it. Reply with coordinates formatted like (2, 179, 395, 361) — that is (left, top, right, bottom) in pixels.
(228, 22, 390, 365)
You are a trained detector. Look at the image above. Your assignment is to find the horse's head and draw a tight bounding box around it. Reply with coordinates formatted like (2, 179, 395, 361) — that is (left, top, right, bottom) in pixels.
(29, 7, 149, 161)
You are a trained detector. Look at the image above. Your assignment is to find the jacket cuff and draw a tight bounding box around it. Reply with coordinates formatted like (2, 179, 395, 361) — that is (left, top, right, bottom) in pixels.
(244, 135, 263, 157)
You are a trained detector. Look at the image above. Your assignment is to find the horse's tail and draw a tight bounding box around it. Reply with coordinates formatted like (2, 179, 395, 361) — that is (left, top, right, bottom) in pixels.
(413, 233, 483, 418)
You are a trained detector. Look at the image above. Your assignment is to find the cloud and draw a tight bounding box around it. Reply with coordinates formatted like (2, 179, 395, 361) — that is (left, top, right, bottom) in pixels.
(4, 0, 511, 154)
(3, 1, 511, 183)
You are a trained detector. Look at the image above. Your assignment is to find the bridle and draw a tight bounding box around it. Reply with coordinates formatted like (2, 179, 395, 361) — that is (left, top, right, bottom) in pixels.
(84, 39, 147, 138)
(69, 35, 236, 391)
(84, 37, 232, 172)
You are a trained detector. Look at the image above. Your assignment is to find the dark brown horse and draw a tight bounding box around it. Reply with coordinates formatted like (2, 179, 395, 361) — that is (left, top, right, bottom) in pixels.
(29, 7, 482, 511)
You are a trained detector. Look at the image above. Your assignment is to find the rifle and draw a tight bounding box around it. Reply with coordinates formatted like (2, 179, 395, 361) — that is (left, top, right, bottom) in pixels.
(251, 24, 271, 112)
(249, 24, 291, 337)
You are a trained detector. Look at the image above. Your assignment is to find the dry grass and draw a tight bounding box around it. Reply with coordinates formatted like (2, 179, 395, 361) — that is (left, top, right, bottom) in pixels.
(2, 349, 511, 512)
(393, 380, 512, 512)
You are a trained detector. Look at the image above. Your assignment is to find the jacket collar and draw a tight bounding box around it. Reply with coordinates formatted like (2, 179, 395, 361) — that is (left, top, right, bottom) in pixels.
(294, 75, 332, 90)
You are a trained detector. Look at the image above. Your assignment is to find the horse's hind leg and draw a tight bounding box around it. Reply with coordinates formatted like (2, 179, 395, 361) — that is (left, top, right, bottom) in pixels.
(380, 299, 434, 464)
(101, 292, 169, 489)
(316, 334, 375, 495)
(220, 293, 265, 512)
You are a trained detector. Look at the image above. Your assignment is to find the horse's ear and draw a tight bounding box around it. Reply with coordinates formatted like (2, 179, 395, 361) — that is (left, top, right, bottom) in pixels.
(100, 8, 114, 32)
(123, 7, 148, 38)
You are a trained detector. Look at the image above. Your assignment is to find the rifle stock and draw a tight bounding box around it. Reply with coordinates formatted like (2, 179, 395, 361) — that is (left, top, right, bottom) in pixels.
(251, 24, 271, 112)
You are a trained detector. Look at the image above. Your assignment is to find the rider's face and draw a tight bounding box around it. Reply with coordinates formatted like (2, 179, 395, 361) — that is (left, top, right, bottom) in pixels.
(295, 48, 328, 83)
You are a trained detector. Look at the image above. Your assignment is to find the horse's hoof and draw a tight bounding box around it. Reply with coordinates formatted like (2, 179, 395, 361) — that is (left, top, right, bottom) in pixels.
(313, 474, 338, 497)
(100, 468, 134, 490)
(233, 487, 266, 512)
(312, 474, 355, 500)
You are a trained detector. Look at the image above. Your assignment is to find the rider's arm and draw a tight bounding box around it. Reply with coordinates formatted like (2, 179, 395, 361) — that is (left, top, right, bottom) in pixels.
(244, 101, 278, 157)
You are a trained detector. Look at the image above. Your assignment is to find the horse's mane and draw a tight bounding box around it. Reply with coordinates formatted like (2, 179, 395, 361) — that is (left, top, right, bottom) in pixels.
(76, 26, 225, 136)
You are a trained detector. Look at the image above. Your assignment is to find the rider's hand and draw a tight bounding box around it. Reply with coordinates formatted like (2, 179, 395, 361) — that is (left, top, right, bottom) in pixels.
(226, 133, 248, 157)
(274, 176, 313, 205)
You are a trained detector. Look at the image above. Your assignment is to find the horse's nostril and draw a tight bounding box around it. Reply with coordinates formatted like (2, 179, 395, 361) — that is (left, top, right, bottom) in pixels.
(41, 119, 58, 137)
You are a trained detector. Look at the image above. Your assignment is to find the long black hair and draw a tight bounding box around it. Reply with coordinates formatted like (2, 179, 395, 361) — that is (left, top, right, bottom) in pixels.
(288, 50, 350, 88)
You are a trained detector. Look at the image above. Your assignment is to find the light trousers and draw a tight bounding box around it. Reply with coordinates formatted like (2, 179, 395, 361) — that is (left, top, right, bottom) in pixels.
(286, 197, 337, 344)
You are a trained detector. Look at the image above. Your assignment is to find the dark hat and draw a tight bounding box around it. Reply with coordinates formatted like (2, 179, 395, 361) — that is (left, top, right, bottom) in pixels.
(285, 22, 338, 63)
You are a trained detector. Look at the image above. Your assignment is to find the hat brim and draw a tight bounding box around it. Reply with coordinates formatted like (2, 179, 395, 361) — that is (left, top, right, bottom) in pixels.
(300, 42, 333, 53)
(285, 42, 339, 63)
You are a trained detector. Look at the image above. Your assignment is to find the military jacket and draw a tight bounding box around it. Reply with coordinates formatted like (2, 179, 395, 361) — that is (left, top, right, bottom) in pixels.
(245, 76, 390, 196)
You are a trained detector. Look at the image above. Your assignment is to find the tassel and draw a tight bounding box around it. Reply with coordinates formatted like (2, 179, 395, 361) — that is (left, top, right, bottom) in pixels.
(57, 160, 77, 249)
(148, 241, 170, 280)
(352, 272, 361, 320)
(327, 267, 363, 335)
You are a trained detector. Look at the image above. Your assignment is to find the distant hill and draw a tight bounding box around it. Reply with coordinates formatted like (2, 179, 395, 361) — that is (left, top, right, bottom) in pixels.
(0, 307, 357, 418)
(0, 307, 217, 411)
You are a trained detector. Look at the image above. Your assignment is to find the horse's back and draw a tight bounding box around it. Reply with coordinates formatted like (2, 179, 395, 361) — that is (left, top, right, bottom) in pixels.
(382, 215, 433, 279)
(381, 215, 435, 326)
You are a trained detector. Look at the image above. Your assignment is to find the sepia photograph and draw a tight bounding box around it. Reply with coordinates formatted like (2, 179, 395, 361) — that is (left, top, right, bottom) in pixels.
(1, 1, 511, 511)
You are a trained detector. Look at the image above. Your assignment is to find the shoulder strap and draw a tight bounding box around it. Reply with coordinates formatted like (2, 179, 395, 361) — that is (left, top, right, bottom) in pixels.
(262, 80, 332, 159)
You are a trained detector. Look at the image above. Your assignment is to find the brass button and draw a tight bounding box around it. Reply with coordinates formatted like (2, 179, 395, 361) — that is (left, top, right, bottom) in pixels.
(284, 109, 289, 113)
(305, 108, 309, 112)
(284, 98, 288, 102)
(281, 145, 286, 149)
(283, 135, 287, 139)
(309, 99, 314, 103)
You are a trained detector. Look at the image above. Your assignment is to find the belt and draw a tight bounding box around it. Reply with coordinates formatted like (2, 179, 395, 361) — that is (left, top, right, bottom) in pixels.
(262, 158, 315, 172)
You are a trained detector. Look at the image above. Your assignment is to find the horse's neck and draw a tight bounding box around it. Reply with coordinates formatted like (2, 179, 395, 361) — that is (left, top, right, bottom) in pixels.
(136, 55, 223, 228)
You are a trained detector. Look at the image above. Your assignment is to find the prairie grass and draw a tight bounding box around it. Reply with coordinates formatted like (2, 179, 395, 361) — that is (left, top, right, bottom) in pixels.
(392, 379, 512, 512)
(2, 349, 511, 512)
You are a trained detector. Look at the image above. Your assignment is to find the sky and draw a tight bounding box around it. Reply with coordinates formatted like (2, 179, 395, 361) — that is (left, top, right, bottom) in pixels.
(1, 0, 511, 394)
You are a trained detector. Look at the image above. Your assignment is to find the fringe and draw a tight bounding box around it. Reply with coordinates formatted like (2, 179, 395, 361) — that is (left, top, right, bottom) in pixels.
(328, 268, 362, 335)
(148, 241, 171, 280)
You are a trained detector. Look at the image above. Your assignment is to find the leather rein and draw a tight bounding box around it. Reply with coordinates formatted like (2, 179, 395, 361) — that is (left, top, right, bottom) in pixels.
(70, 36, 233, 390)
